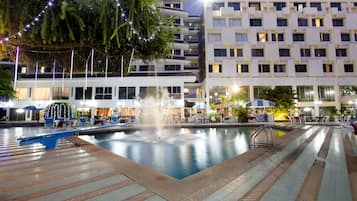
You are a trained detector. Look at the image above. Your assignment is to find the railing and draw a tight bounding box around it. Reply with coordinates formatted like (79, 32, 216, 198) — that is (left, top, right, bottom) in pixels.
(249, 125, 274, 148)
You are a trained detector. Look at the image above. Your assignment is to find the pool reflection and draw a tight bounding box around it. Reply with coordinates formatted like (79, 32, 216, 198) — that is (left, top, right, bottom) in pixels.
(80, 127, 279, 179)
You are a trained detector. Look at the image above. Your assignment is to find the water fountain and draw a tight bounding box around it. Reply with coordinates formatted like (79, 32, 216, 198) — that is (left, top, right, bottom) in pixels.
(119, 89, 201, 144)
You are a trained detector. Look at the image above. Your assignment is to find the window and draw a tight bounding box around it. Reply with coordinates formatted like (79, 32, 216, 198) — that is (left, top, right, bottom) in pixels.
(173, 3, 181, 9)
(228, 2, 240, 10)
(318, 86, 335, 101)
(212, 2, 224, 10)
(21, 67, 27, 73)
(323, 64, 333, 72)
(258, 64, 270, 72)
(310, 2, 322, 11)
(32, 88, 50, 100)
(294, 2, 306, 11)
(208, 64, 222, 73)
(344, 64, 354, 72)
(354, 33, 357, 41)
(320, 33, 330, 41)
(341, 33, 350, 41)
(252, 49, 264, 57)
(236, 33, 248, 42)
(257, 33, 268, 42)
(336, 48, 347, 57)
(277, 18, 288, 26)
(174, 18, 181, 25)
(312, 18, 323, 27)
(119, 87, 136, 99)
(249, 2, 261, 11)
(75, 87, 92, 100)
(53, 87, 69, 100)
(174, 34, 181, 40)
(273, 2, 286, 11)
(295, 64, 307, 72)
(208, 33, 222, 42)
(274, 64, 286, 72)
(315, 48, 326, 57)
(300, 48, 311, 57)
(164, 65, 181, 71)
(332, 18, 344, 26)
(95, 87, 112, 100)
(330, 2, 342, 11)
(293, 33, 305, 41)
(139, 87, 157, 98)
(15, 88, 28, 101)
(279, 48, 290, 57)
(174, 49, 181, 56)
(354, 2, 357, 7)
(214, 49, 227, 57)
(250, 18, 262, 26)
(228, 18, 241, 27)
(271, 33, 284, 41)
(297, 86, 314, 101)
(298, 18, 308, 26)
(230, 48, 243, 57)
(237, 64, 249, 73)
(213, 18, 225, 27)
(167, 86, 181, 99)
(139, 65, 155, 71)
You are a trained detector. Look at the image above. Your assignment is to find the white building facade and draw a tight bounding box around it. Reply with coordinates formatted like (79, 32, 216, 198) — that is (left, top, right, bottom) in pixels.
(204, 0, 357, 118)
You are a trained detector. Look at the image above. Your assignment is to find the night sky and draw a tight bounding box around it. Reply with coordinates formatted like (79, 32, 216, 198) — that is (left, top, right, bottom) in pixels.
(184, 0, 203, 15)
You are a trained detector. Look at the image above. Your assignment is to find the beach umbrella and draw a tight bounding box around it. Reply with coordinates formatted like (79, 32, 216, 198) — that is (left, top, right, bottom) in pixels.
(246, 99, 276, 107)
(23, 105, 42, 110)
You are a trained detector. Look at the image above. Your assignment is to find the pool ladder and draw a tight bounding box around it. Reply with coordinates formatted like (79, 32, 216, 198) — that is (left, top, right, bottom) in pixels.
(249, 125, 274, 148)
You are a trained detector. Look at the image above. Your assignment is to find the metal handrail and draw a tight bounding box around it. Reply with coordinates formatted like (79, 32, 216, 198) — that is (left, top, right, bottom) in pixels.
(249, 125, 274, 148)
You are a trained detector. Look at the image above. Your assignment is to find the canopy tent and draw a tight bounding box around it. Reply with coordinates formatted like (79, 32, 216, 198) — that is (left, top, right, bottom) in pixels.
(23, 105, 43, 110)
(246, 99, 276, 107)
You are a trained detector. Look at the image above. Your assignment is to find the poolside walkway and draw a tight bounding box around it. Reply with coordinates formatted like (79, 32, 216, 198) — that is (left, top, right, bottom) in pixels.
(0, 125, 356, 201)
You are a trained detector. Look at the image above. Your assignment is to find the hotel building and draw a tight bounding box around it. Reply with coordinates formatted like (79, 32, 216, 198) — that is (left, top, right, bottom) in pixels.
(2, 0, 202, 122)
(203, 0, 357, 119)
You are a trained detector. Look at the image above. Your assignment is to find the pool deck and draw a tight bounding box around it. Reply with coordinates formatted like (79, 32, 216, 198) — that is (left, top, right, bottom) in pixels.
(0, 124, 356, 201)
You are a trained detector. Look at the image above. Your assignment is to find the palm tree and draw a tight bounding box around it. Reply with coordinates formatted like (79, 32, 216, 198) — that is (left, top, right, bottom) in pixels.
(0, 0, 175, 73)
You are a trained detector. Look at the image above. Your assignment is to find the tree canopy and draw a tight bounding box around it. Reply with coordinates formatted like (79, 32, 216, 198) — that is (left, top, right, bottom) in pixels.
(0, 0, 175, 73)
(0, 68, 15, 99)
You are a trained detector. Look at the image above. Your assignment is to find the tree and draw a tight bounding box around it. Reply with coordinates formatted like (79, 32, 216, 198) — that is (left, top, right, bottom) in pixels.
(0, 68, 15, 99)
(258, 86, 296, 120)
(0, 0, 175, 73)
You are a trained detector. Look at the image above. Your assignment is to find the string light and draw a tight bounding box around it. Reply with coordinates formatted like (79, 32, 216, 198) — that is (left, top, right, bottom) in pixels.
(0, 0, 55, 44)
(114, 0, 158, 42)
(1, 0, 160, 44)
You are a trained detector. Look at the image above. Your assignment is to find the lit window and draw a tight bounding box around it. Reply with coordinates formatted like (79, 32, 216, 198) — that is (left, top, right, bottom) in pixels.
(312, 18, 323, 27)
(32, 88, 51, 100)
(209, 64, 222, 73)
(40, 66, 45, 73)
(323, 64, 333, 72)
(249, 2, 261, 11)
(21, 67, 27, 73)
(230, 48, 243, 57)
(15, 88, 28, 100)
(237, 64, 249, 73)
(53, 87, 69, 100)
(257, 33, 268, 42)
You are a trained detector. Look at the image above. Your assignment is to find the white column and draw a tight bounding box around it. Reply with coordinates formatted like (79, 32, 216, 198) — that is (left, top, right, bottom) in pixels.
(313, 85, 320, 117)
(249, 85, 254, 101)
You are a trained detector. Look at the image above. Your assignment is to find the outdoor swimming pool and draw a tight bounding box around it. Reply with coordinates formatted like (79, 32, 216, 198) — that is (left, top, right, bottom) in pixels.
(80, 127, 286, 179)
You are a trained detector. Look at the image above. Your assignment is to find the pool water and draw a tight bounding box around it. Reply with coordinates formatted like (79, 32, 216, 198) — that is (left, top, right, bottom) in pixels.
(80, 127, 285, 179)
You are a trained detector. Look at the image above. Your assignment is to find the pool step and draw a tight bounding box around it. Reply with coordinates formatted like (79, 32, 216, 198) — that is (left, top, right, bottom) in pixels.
(239, 127, 328, 201)
(204, 127, 320, 201)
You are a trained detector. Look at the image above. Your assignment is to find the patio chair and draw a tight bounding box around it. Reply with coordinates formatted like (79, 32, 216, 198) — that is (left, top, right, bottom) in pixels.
(111, 116, 118, 124)
(79, 117, 88, 126)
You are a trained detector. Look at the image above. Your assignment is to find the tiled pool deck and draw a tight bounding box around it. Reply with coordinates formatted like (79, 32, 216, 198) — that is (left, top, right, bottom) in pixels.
(0, 125, 356, 201)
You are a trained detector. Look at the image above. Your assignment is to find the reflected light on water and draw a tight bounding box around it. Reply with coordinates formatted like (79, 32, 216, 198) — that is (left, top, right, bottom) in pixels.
(81, 127, 285, 179)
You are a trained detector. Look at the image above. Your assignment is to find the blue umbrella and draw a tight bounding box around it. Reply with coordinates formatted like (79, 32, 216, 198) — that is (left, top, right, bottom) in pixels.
(246, 99, 275, 107)
(23, 106, 42, 110)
